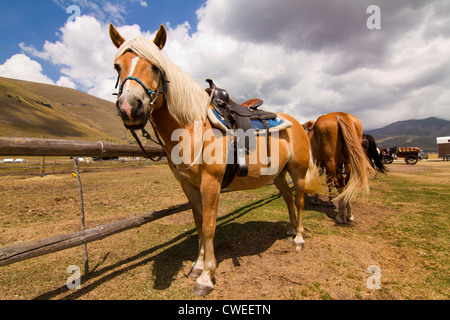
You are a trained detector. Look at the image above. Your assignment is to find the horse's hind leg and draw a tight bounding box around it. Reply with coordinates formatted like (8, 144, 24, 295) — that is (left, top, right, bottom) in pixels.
(336, 199, 354, 224)
(292, 178, 306, 251)
(336, 199, 347, 224)
(274, 171, 297, 238)
(285, 166, 308, 251)
(346, 201, 354, 222)
(342, 167, 354, 222)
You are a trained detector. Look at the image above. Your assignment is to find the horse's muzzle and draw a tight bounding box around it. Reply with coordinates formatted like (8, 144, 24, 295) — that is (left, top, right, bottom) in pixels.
(116, 97, 148, 130)
(123, 120, 148, 130)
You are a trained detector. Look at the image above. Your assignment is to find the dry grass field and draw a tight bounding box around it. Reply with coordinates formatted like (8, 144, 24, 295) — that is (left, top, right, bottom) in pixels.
(0, 159, 448, 300)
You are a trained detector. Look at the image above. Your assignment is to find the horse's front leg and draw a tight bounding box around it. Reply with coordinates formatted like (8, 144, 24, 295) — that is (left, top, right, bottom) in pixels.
(180, 182, 204, 278)
(193, 174, 221, 296)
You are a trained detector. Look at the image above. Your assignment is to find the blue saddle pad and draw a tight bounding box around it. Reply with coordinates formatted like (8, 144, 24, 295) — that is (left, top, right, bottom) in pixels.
(210, 108, 288, 132)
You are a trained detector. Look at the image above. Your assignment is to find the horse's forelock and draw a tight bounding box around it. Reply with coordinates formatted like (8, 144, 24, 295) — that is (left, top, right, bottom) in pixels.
(114, 37, 209, 126)
(115, 38, 165, 71)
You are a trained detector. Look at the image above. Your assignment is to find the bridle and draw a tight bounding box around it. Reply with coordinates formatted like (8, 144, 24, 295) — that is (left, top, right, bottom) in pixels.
(114, 69, 168, 161)
(113, 62, 215, 169)
(116, 75, 168, 106)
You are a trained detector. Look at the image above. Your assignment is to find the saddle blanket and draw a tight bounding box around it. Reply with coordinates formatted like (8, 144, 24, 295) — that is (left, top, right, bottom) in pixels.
(208, 106, 292, 134)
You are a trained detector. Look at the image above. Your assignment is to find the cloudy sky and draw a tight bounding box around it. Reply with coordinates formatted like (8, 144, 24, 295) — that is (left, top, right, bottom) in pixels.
(1, 0, 449, 130)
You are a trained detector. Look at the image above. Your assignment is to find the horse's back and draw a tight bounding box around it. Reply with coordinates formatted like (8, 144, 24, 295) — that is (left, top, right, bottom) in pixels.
(225, 112, 312, 190)
(310, 112, 363, 165)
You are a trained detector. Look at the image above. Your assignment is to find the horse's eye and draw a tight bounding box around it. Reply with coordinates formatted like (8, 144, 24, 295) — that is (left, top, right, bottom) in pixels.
(151, 65, 160, 73)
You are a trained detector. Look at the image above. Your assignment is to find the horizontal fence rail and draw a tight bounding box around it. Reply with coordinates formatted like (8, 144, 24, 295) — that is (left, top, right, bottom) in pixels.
(0, 137, 164, 158)
(0, 188, 237, 267)
(0, 202, 191, 267)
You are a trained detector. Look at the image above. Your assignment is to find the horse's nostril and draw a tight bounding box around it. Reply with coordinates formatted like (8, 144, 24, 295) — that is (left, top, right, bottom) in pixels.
(131, 99, 144, 118)
(137, 99, 143, 110)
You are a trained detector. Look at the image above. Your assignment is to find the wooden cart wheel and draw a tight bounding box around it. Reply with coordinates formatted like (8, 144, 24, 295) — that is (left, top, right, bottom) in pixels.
(405, 155, 418, 165)
(382, 155, 394, 164)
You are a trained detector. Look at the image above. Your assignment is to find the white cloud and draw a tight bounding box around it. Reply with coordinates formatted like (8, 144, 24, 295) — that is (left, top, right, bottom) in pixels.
(56, 76, 76, 89)
(134, 0, 147, 7)
(19, 0, 450, 130)
(186, 0, 450, 129)
(21, 16, 118, 100)
(0, 54, 55, 85)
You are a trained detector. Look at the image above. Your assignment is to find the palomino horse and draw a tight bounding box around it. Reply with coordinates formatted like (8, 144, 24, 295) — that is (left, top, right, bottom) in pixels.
(304, 112, 375, 224)
(109, 24, 321, 296)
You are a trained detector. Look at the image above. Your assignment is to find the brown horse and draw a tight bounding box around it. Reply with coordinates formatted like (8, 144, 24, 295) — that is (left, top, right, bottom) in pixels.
(109, 24, 321, 296)
(304, 112, 375, 224)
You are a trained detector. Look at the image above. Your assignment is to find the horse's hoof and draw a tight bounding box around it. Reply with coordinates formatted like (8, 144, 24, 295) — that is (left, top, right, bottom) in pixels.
(193, 283, 214, 296)
(188, 268, 202, 279)
(347, 215, 355, 222)
(335, 216, 347, 224)
(294, 242, 305, 252)
(293, 236, 305, 251)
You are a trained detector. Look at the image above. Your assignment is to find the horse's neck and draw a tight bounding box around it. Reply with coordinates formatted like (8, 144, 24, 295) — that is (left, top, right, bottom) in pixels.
(152, 104, 179, 146)
(151, 103, 197, 155)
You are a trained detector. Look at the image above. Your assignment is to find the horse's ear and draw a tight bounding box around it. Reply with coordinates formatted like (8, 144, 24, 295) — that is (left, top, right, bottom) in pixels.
(153, 25, 167, 50)
(110, 23, 125, 48)
(302, 120, 315, 131)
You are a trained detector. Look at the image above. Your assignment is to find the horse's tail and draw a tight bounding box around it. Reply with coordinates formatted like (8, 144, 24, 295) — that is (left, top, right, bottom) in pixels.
(304, 149, 322, 195)
(364, 135, 388, 174)
(334, 114, 374, 203)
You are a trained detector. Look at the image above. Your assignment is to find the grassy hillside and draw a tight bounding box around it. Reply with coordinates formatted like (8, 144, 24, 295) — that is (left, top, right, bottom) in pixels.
(0, 77, 129, 143)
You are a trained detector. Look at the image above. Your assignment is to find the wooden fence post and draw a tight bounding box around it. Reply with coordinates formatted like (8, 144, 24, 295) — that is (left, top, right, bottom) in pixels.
(74, 158, 89, 275)
(40, 156, 46, 177)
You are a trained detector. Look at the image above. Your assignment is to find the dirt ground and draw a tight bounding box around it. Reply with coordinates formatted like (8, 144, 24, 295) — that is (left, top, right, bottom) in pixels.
(0, 160, 448, 300)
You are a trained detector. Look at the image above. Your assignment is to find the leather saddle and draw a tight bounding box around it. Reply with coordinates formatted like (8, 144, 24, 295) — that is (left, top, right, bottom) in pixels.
(206, 79, 277, 187)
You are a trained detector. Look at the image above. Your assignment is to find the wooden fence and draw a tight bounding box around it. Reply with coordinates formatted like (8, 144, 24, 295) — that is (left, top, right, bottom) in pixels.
(0, 137, 178, 269)
(0, 137, 272, 272)
(0, 202, 191, 267)
(0, 137, 164, 158)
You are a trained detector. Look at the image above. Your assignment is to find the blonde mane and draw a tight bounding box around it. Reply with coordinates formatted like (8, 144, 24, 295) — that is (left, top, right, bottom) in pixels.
(115, 37, 210, 126)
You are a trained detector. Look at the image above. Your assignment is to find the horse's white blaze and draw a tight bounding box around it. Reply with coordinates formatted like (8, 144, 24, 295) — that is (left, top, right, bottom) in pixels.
(124, 56, 140, 91)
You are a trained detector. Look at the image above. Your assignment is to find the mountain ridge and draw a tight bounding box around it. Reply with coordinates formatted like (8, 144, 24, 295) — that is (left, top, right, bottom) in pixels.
(365, 117, 450, 152)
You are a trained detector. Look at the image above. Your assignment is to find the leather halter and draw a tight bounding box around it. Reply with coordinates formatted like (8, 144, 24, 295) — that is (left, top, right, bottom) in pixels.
(116, 75, 168, 105)
(114, 72, 168, 161)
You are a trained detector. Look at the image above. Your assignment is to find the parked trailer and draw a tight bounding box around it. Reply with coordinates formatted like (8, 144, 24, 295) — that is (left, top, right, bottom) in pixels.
(437, 136, 450, 161)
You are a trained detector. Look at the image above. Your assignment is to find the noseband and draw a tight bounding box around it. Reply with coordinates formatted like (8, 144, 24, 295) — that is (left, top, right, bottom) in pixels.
(116, 74, 168, 106)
